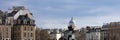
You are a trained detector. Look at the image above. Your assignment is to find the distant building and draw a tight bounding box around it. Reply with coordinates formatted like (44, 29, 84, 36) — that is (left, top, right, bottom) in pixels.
(60, 17, 76, 40)
(86, 26, 101, 40)
(5, 6, 36, 40)
(49, 29, 62, 40)
(35, 27, 41, 40)
(100, 25, 109, 40)
(79, 28, 87, 40)
(102, 22, 120, 40)
(67, 17, 76, 40)
(0, 10, 11, 40)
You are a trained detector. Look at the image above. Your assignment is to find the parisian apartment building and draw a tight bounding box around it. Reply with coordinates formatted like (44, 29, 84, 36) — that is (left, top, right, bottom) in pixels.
(0, 6, 36, 40)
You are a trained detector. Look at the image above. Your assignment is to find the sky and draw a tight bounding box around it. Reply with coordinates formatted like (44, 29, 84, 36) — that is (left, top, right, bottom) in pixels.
(0, 0, 120, 29)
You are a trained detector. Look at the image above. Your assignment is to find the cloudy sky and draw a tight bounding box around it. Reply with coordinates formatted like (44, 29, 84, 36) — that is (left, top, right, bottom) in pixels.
(0, 0, 120, 29)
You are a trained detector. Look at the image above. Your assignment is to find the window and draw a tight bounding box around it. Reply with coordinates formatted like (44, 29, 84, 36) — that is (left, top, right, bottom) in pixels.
(24, 19, 27, 24)
(31, 27, 33, 31)
(20, 20, 23, 24)
(27, 20, 30, 24)
(6, 28, 8, 32)
(31, 33, 33, 37)
(24, 27, 26, 31)
(6, 32, 8, 38)
(0, 19, 2, 24)
(24, 33, 26, 37)
(18, 19, 21, 24)
(28, 27, 29, 31)
(28, 33, 29, 37)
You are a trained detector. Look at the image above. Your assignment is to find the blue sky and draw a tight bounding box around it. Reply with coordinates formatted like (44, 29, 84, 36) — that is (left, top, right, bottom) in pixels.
(1, 0, 120, 29)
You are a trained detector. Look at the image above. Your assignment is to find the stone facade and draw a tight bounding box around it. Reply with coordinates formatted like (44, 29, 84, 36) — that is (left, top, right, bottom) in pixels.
(0, 6, 36, 40)
(0, 25, 11, 40)
(102, 22, 120, 40)
(0, 10, 12, 40)
(86, 26, 101, 40)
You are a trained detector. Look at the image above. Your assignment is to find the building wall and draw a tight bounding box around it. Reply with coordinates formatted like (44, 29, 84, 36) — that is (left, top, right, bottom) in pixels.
(100, 28, 109, 40)
(0, 6, 36, 40)
(12, 25, 35, 40)
(86, 32, 100, 40)
(0, 25, 11, 40)
(102, 22, 120, 40)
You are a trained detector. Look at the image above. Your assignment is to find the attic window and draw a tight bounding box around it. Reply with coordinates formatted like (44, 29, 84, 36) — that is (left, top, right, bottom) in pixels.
(27, 20, 30, 24)
(25, 14, 28, 18)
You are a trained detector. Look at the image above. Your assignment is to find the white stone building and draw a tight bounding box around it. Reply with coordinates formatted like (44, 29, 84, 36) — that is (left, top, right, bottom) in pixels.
(86, 26, 101, 40)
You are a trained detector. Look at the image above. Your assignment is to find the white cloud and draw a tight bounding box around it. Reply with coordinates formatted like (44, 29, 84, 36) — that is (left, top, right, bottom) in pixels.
(1, 0, 27, 8)
(37, 15, 120, 29)
(88, 6, 120, 15)
(36, 18, 69, 29)
(43, 7, 65, 12)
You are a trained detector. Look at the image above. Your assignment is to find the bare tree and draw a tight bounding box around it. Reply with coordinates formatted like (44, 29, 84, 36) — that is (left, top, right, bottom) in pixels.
(36, 27, 50, 40)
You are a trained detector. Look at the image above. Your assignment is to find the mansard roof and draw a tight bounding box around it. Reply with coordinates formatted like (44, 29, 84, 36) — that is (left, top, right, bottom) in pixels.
(13, 10, 33, 20)
(7, 7, 33, 20)
(17, 15, 30, 20)
(7, 10, 18, 17)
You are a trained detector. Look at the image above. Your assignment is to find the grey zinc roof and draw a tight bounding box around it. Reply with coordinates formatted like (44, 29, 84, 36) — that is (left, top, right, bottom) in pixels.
(7, 11, 18, 17)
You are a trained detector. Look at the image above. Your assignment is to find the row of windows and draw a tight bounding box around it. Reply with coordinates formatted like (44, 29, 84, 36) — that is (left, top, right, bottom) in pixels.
(0, 27, 10, 38)
(24, 27, 33, 31)
(24, 33, 33, 37)
(0, 18, 35, 25)
(0, 27, 10, 32)
(16, 19, 34, 25)
(0, 35, 9, 38)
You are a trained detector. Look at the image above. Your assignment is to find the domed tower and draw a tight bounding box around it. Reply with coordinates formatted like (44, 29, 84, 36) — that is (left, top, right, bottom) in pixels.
(67, 17, 76, 40)
(68, 17, 76, 31)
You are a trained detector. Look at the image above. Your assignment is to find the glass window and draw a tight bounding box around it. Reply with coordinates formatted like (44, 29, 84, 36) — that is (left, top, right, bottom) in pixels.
(31, 33, 33, 37)
(24, 33, 26, 37)
(6, 32, 8, 38)
(31, 27, 33, 31)
(24, 27, 26, 31)
(6, 28, 8, 32)
(28, 33, 29, 37)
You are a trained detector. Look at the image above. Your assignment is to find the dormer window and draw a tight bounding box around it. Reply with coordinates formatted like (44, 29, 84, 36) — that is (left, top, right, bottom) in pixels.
(17, 19, 21, 24)
(25, 14, 28, 18)
(27, 20, 30, 24)
(6, 20, 10, 24)
(30, 20, 34, 25)
(20, 20, 23, 24)
(24, 19, 27, 24)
